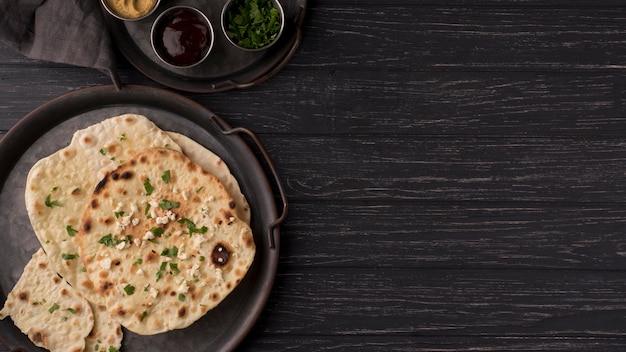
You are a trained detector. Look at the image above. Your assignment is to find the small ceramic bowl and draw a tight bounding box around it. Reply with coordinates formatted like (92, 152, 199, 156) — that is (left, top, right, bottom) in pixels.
(221, 0, 285, 52)
(150, 6, 215, 68)
(101, 0, 160, 21)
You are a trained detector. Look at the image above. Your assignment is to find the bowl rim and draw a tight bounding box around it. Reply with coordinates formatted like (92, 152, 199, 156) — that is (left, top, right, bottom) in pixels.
(100, 0, 161, 21)
(221, 0, 286, 52)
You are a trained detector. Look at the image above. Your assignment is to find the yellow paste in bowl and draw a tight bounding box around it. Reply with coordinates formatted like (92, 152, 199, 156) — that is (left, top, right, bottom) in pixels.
(105, 0, 157, 19)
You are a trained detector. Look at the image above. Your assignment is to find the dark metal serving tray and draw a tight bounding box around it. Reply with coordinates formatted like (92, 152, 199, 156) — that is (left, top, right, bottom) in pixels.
(102, 0, 307, 92)
(0, 84, 287, 351)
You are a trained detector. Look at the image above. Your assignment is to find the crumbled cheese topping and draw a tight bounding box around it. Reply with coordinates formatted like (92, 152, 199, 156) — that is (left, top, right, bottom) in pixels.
(116, 241, 129, 250)
(100, 258, 112, 270)
(155, 215, 169, 225)
(189, 263, 200, 278)
(177, 244, 188, 260)
(178, 279, 189, 294)
(143, 231, 155, 241)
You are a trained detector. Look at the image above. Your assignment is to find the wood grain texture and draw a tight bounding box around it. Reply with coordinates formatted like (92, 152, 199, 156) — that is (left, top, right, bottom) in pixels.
(279, 203, 626, 270)
(263, 135, 626, 203)
(248, 268, 626, 336)
(2, 0, 626, 351)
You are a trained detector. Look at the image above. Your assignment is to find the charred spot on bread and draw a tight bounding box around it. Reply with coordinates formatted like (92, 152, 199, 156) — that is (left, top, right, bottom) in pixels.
(211, 243, 230, 266)
(17, 291, 28, 301)
(83, 220, 91, 232)
(29, 329, 45, 344)
(94, 176, 108, 195)
(99, 280, 114, 295)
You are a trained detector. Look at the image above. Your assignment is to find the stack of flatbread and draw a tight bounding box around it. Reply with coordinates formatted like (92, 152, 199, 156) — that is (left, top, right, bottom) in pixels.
(0, 114, 256, 351)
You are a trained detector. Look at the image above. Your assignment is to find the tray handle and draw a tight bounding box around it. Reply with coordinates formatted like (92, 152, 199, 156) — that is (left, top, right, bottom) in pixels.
(210, 115, 288, 249)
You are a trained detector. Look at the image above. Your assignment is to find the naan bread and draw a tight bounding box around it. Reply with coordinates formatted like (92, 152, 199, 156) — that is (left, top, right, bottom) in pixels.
(166, 131, 250, 224)
(85, 302, 123, 352)
(77, 147, 255, 335)
(24, 114, 182, 304)
(0, 249, 94, 352)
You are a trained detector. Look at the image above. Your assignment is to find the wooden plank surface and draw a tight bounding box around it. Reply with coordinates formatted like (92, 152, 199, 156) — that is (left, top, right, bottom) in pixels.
(2, 0, 626, 351)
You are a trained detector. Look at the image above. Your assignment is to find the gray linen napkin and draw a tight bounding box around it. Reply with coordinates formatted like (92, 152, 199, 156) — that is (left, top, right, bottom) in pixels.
(0, 0, 121, 89)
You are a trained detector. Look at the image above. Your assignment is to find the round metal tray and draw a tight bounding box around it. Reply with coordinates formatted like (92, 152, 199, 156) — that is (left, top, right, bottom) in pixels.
(0, 84, 287, 351)
(102, 0, 307, 92)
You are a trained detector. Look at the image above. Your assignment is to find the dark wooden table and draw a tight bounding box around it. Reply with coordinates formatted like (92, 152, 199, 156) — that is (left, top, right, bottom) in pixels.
(3, 0, 626, 350)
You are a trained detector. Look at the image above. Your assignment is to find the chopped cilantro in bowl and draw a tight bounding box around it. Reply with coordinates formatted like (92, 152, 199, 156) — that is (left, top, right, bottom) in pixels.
(222, 0, 285, 50)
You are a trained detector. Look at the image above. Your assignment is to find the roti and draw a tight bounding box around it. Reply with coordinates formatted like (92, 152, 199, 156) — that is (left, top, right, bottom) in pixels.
(24, 114, 182, 304)
(77, 147, 256, 334)
(0, 249, 94, 352)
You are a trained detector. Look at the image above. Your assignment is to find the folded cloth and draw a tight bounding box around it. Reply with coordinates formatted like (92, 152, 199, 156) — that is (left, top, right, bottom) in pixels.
(0, 0, 121, 89)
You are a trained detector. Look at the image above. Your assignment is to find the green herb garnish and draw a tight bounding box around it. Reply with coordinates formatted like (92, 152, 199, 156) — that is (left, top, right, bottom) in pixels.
(98, 234, 120, 247)
(45, 194, 61, 208)
(149, 227, 164, 237)
(48, 303, 60, 313)
(225, 0, 282, 49)
(160, 246, 178, 258)
(169, 262, 180, 276)
(61, 253, 78, 260)
(161, 170, 171, 184)
(66, 225, 78, 237)
(178, 218, 208, 236)
(114, 211, 124, 218)
(156, 262, 168, 281)
(159, 199, 180, 210)
(143, 178, 154, 196)
(123, 284, 135, 295)
(140, 311, 148, 321)
(178, 293, 186, 302)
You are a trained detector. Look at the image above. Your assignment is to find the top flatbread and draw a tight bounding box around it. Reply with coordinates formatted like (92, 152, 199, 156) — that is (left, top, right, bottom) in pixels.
(77, 147, 255, 335)
(24, 114, 182, 304)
